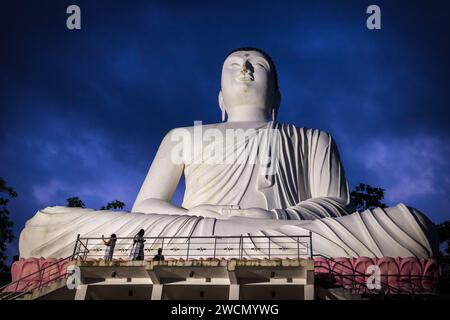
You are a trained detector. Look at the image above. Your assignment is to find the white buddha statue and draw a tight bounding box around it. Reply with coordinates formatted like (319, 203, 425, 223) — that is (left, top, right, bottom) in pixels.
(19, 48, 438, 259)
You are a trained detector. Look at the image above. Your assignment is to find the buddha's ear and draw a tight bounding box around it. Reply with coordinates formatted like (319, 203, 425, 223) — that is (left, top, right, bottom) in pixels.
(218, 91, 226, 121)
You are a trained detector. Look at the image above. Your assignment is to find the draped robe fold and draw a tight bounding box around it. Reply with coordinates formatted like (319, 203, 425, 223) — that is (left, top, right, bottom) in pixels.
(19, 122, 438, 259)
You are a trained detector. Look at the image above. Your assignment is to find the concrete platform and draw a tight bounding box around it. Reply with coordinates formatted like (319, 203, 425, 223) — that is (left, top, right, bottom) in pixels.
(39, 258, 315, 300)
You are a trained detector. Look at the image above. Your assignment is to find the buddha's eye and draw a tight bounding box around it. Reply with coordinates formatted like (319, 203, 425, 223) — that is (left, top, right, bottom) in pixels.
(255, 63, 267, 69)
(229, 62, 241, 69)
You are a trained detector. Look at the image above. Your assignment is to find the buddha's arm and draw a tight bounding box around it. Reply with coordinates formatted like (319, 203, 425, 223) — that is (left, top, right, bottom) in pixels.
(274, 131, 351, 219)
(271, 197, 350, 220)
(132, 129, 187, 215)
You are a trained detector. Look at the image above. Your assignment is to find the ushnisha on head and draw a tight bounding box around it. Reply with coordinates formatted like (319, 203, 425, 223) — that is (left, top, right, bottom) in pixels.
(219, 47, 281, 122)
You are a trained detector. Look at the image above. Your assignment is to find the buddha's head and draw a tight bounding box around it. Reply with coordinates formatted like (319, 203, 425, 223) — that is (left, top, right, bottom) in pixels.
(219, 47, 281, 121)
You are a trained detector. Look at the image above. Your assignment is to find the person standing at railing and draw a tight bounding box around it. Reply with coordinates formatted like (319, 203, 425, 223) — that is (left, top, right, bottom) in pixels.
(102, 234, 117, 261)
(129, 229, 146, 261)
(153, 248, 164, 261)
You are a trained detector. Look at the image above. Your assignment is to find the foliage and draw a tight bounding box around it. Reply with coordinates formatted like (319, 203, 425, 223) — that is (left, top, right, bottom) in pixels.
(66, 196, 85, 208)
(350, 183, 387, 212)
(437, 221, 450, 255)
(101, 200, 125, 211)
(437, 221, 450, 292)
(0, 177, 17, 280)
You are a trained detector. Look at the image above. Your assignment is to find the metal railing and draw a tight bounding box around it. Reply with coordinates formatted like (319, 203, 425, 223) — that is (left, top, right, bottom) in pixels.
(0, 255, 72, 300)
(0, 233, 312, 300)
(73, 234, 314, 261)
(313, 254, 437, 298)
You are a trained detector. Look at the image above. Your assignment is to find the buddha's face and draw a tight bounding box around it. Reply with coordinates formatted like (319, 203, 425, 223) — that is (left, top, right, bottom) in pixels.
(220, 50, 277, 117)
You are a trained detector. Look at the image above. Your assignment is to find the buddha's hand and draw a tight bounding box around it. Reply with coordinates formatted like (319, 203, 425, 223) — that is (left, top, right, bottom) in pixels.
(223, 207, 277, 219)
(186, 204, 241, 218)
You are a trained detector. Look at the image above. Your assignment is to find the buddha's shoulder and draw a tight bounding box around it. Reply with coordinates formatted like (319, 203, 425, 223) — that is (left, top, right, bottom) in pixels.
(162, 123, 334, 143)
(163, 123, 219, 136)
(160, 124, 220, 142)
(275, 123, 333, 140)
(163, 122, 268, 136)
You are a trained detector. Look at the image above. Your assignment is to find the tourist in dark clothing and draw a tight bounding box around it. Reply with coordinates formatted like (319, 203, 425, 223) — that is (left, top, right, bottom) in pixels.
(129, 229, 146, 261)
(153, 248, 164, 261)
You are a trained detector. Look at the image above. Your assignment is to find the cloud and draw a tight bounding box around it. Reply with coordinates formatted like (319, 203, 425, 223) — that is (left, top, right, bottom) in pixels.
(349, 135, 450, 221)
(32, 179, 69, 204)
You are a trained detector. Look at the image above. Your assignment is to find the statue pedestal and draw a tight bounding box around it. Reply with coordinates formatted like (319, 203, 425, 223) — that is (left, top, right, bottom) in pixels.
(5, 258, 316, 300)
(3, 256, 441, 299)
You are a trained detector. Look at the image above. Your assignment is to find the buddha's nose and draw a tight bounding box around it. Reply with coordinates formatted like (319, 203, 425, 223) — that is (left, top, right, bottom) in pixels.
(240, 61, 252, 75)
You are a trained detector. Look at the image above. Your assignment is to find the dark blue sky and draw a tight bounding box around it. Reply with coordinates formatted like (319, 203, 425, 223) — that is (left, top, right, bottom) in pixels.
(1, 0, 450, 258)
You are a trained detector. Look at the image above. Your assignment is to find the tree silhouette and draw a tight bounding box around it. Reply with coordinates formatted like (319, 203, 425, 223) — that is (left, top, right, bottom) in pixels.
(101, 200, 125, 211)
(350, 183, 387, 212)
(437, 221, 450, 255)
(0, 177, 17, 285)
(66, 196, 85, 208)
(437, 220, 450, 292)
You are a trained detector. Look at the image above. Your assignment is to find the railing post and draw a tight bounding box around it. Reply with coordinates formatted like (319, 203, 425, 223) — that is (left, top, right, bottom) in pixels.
(213, 237, 217, 260)
(38, 267, 44, 290)
(15, 275, 20, 292)
(83, 238, 89, 261)
(309, 231, 313, 258)
(186, 237, 190, 260)
(239, 235, 243, 260)
(268, 236, 271, 260)
(72, 234, 80, 260)
(330, 265, 334, 285)
(297, 236, 300, 260)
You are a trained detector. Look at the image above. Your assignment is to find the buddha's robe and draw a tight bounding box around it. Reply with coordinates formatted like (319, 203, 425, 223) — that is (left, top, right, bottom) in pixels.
(181, 122, 350, 219)
(19, 122, 438, 259)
